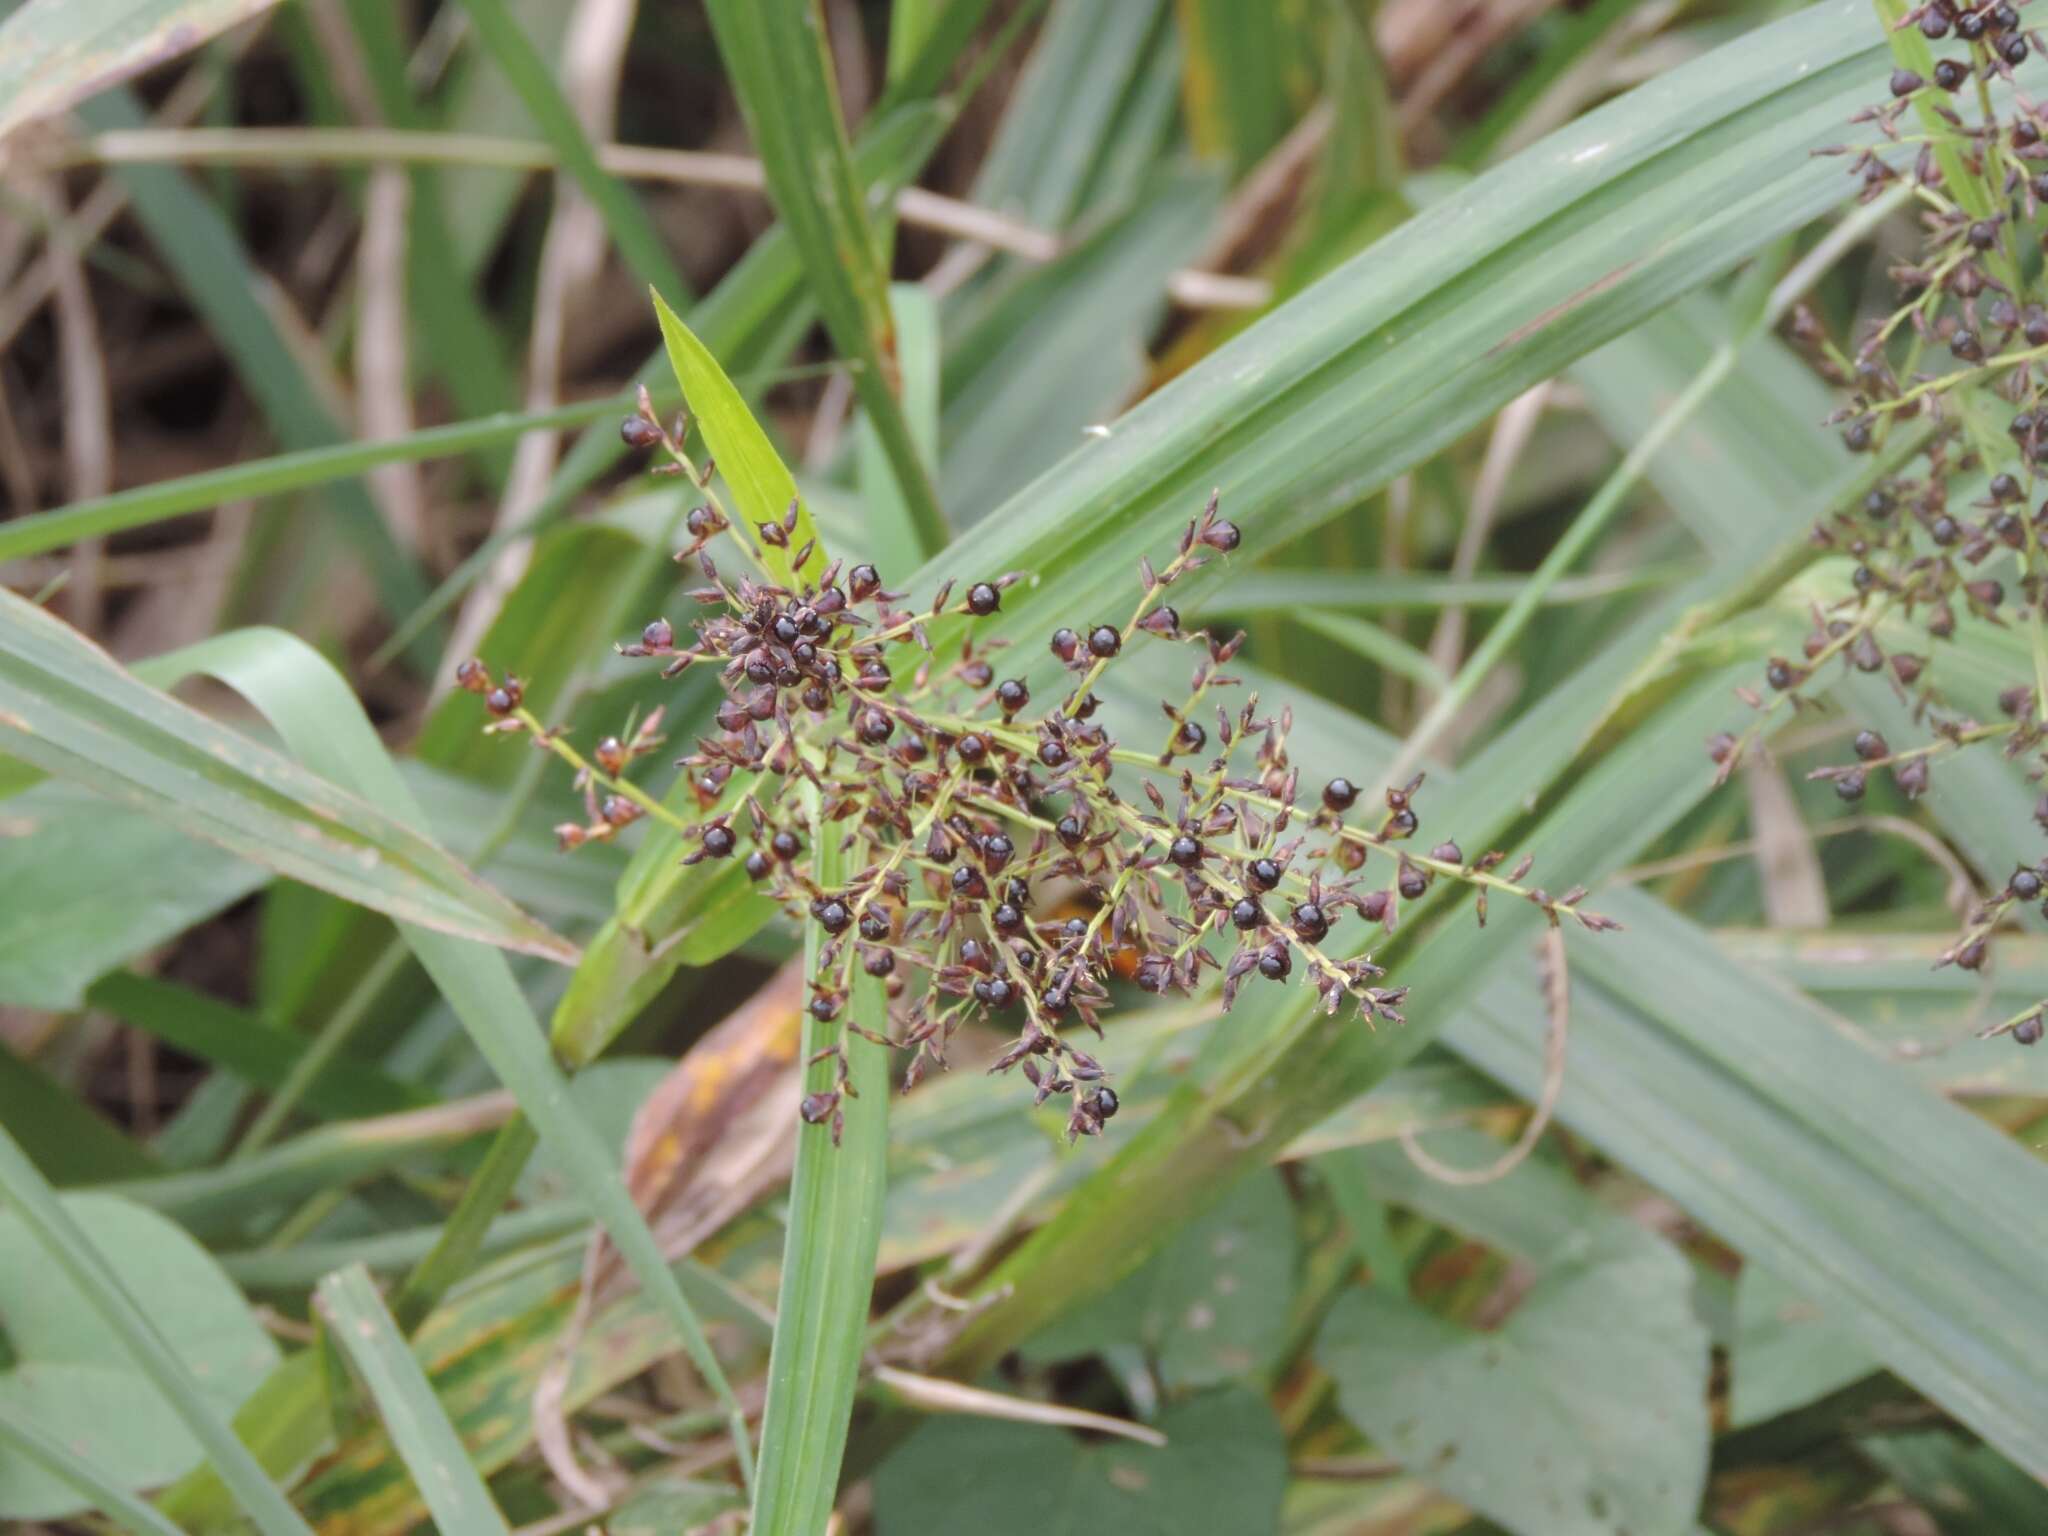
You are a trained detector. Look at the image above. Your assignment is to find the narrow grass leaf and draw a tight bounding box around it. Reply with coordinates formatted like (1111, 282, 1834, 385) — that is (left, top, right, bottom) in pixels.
(313, 1265, 513, 1536)
(971, 0, 1171, 231)
(72, 90, 432, 662)
(104, 1096, 511, 1238)
(0, 1041, 158, 1185)
(451, 0, 688, 299)
(886, 0, 946, 83)
(1172, 0, 1295, 170)
(653, 289, 822, 589)
(749, 829, 890, 1536)
(86, 971, 429, 1120)
(0, 0, 280, 136)
(0, 596, 575, 961)
(0, 392, 649, 566)
(858, 283, 945, 571)
(142, 626, 756, 1489)
(906, 1, 1933, 683)
(703, 0, 948, 555)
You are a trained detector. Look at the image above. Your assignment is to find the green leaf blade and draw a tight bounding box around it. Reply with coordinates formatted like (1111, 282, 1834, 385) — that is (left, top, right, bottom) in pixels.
(0, 0, 280, 137)
(0, 597, 574, 963)
(749, 824, 890, 1536)
(702, 0, 949, 557)
(313, 1265, 512, 1536)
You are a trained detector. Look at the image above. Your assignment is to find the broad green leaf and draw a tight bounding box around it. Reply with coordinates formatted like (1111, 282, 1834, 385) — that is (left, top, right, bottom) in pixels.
(1449, 894, 2048, 1480)
(1318, 1226, 1710, 1536)
(1021, 1167, 1298, 1390)
(873, 1388, 1287, 1536)
(0, 594, 575, 963)
(0, 0, 280, 137)
(703, 0, 947, 555)
(0, 1125, 312, 1536)
(0, 1193, 280, 1520)
(0, 781, 267, 1008)
(1328, 1133, 1676, 1286)
(1730, 1265, 1879, 1429)
(652, 289, 823, 590)
(313, 1266, 513, 1536)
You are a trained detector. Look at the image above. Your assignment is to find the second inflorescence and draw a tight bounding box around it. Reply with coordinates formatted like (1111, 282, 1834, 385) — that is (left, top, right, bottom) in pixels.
(1713, 0, 2048, 1044)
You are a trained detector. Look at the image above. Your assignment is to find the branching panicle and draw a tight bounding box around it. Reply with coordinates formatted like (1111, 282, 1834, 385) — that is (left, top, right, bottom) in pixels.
(464, 405, 1613, 1139)
(1720, 1, 2048, 1043)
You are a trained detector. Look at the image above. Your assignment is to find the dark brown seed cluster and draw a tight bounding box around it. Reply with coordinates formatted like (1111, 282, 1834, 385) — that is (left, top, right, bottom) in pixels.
(1717, 5, 2048, 1045)
(469, 434, 1614, 1138)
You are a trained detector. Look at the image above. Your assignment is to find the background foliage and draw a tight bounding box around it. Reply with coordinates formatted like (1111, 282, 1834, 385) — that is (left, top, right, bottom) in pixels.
(2, 0, 2046, 1533)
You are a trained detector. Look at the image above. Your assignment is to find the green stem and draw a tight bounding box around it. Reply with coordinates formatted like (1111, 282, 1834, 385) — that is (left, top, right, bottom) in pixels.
(389, 1115, 541, 1331)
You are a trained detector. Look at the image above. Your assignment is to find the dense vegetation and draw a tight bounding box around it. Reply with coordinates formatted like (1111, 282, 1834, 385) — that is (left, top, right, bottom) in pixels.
(2, 1, 2047, 1533)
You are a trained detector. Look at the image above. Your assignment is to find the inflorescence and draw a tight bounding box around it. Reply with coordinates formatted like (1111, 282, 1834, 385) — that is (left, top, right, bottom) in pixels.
(1715, 0, 2048, 1044)
(460, 393, 1615, 1141)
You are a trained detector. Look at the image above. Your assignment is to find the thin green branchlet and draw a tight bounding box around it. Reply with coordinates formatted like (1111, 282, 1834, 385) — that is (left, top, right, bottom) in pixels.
(1716, 0, 2048, 1044)
(460, 398, 1617, 1140)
